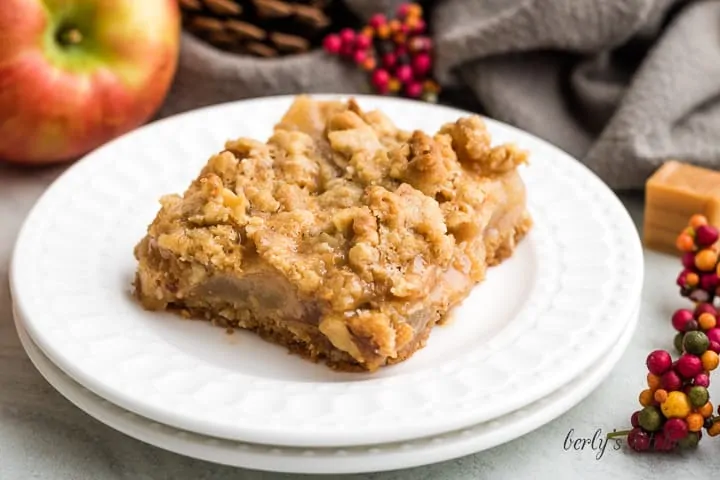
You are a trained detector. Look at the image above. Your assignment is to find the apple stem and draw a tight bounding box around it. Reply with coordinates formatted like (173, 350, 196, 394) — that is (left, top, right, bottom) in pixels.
(58, 28, 83, 46)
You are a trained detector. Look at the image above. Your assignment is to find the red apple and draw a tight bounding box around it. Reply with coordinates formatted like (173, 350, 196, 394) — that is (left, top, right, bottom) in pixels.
(0, 0, 180, 165)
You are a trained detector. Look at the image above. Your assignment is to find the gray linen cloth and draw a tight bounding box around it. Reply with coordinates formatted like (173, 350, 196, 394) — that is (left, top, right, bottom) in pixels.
(160, 0, 720, 190)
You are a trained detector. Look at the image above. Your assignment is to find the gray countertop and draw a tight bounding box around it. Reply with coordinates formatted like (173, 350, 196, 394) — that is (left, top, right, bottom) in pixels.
(1, 164, 714, 479)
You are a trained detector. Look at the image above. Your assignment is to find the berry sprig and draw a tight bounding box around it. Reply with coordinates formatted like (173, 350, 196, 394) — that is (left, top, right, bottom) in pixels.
(322, 3, 440, 101)
(676, 214, 720, 303)
(620, 347, 717, 452)
(672, 303, 720, 355)
(610, 215, 720, 452)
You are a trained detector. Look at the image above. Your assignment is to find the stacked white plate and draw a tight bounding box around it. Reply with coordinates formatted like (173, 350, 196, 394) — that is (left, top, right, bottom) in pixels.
(9, 95, 643, 475)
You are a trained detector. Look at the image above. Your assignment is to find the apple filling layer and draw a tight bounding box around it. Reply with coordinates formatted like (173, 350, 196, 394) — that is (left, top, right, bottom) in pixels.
(133, 96, 532, 371)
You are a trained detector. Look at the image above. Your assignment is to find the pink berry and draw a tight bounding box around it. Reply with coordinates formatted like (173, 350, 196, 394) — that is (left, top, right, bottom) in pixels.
(383, 53, 397, 68)
(691, 289, 712, 303)
(396, 64, 413, 83)
(694, 373, 710, 387)
(339, 28, 355, 46)
(661, 370, 683, 391)
(663, 418, 688, 441)
(653, 431, 676, 451)
(707, 327, 720, 344)
(696, 225, 719, 247)
(397, 3, 411, 17)
(409, 36, 432, 52)
(627, 428, 651, 452)
(695, 303, 717, 318)
(412, 53, 432, 76)
(353, 50, 367, 64)
(682, 252, 696, 269)
(413, 18, 427, 33)
(405, 81, 423, 98)
(355, 34, 371, 51)
(710, 341, 720, 353)
(672, 309, 695, 332)
(676, 353, 703, 378)
(646, 350, 672, 375)
(323, 34, 342, 54)
(371, 69, 390, 91)
(369, 14, 386, 29)
(631, 411, 641, 428)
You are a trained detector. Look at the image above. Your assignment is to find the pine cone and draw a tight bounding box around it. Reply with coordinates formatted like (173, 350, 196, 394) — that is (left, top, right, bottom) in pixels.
(180, 0, 357, 57)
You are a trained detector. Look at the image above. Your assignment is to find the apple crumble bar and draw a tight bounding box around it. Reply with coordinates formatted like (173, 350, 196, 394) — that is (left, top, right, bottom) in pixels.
(133, 96, 532, 372)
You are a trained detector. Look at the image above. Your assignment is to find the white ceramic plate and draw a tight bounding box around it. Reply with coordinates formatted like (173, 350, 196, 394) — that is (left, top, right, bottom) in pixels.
(14, 301, 639, 474)
(10, 95, 643, 448)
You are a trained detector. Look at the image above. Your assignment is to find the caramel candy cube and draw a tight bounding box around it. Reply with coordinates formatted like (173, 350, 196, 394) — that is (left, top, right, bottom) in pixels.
(644, 161, 720, 254)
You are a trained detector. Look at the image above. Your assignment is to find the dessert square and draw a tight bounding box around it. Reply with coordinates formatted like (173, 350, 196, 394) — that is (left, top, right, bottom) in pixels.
(133, 96, 532, 371)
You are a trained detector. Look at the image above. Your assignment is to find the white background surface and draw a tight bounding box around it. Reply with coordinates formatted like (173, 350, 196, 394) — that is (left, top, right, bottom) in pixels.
(1, 165, 713, 479)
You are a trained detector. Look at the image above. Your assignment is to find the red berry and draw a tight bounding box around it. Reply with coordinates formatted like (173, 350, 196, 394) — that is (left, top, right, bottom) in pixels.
(682, 252, 697, 269)
(677, 269, 690, 287)
(710, 340, 720, 353)
(663, 418, 688, 441)
(653, 431, 676, 451)
(676, 353, 703, 378)
(627, 428, 651, 452)
(701, 273, 720, 291)
(412, 53, 432, 76)
(353, 50, 367, 64)
(405, 81, 423, 98)
(672, 309, 695, 332)
(323, 34, 342, 54)
(355, 34, 371, 51)
(371, 68, 390, 91)
(340, 44, 354, 57)
(707, 327, 720, 344)
(631, 411, 641, 428)
(369, 14, 386, 29)
(397, 3, 411, 18)
(383, 53, 397, 68)
(696, 225, 719, 247)
(661, 370, 683, 391)
(339, 28, 355, 46)
(396, 64, 413, 83)
(695, 303, 717, 318)
(646, 350, 672, 375)
(395, 45, 408, 57)
(412, 18, 427, 33)
(694, 373, 710, 387)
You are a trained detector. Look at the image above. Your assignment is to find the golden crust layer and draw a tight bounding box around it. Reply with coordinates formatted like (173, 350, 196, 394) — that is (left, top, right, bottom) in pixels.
(133, 96, 532, 371)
